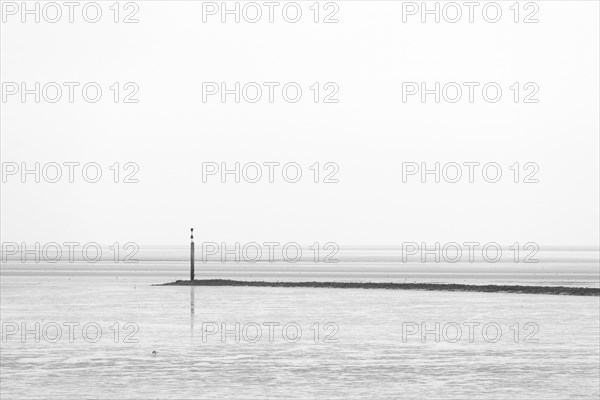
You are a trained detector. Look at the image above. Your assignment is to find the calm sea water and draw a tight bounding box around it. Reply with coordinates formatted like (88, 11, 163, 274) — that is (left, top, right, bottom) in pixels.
(2, 247, 599, 288)
(1, 270, 599, 399)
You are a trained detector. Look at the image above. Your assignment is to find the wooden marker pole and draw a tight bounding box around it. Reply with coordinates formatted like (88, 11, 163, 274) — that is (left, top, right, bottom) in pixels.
(190, 228, 195, 281)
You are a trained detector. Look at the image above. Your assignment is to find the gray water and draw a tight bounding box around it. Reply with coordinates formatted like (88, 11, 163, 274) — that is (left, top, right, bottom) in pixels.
(1, 270, 599, 399)
(2, 246, 599, 288)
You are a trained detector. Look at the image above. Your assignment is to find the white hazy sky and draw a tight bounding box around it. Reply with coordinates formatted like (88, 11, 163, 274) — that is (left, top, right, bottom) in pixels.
(1, 1, 599, 247)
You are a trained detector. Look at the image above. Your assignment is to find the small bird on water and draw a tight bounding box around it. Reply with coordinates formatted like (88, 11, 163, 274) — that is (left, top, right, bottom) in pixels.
(152, 350, 158, 357)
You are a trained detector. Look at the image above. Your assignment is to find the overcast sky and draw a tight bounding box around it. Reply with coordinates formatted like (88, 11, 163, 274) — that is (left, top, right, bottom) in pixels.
(1, 1, 598, 247)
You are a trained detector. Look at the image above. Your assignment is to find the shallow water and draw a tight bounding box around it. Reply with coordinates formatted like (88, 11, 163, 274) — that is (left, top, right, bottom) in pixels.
(2, 253, 599, 288)
(1, 273, 599, 399)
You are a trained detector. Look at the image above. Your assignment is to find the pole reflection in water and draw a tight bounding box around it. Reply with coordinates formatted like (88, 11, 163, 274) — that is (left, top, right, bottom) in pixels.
(190, 286, 195, 338)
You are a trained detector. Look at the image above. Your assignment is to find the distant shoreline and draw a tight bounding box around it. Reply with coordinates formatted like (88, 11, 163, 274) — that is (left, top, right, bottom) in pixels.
(156, 279, 600, 296)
